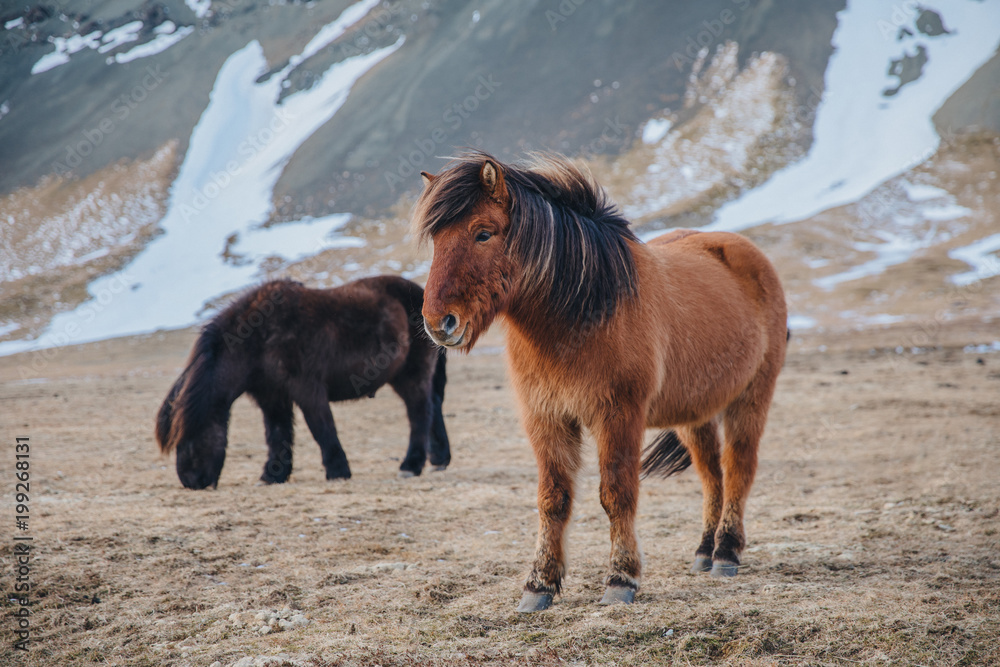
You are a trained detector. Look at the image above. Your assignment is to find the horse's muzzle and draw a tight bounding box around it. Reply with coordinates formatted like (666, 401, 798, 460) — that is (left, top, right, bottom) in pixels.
(424, 314, 467, 348)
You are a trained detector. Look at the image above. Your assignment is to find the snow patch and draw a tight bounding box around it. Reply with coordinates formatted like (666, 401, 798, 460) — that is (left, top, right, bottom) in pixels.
(98, 21, 143, 54)
(231, 214, 364, 265)
(113, 22, 194, 64)
(31, 31, 101, 74)
(788, 315, 817, 330)
(949, 233, 1000, 286)
(900, 180, 947, 202)
(298, 0, 380, 63)
(861, 313, 906, 326)
(708, 0, 1000, 231)
(920, 204, 969, 222)
(31, 19, 197, 73)
(964, 341, 1000, 354)
(185, 0, 212, 19)
(813, 225, 941, 291)
(641, 118, 672, 145)
(0, 322, 21, 337)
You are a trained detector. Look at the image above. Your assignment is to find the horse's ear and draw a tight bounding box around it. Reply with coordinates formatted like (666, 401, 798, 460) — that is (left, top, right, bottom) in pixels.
(420, 171, 436, 187)
(480, 160, 506, 201)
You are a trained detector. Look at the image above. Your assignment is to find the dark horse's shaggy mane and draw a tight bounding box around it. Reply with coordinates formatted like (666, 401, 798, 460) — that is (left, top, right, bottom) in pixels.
(414, 151, 639, 325)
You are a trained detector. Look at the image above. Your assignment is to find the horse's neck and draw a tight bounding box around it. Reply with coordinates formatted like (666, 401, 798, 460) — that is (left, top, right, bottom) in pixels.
(501, 287, 610, 363)
(501, 239, 658, 359)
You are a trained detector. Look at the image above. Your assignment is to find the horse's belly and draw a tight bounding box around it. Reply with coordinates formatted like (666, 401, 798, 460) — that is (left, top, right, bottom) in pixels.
(326, 340, 409, 401)
(645, 340, 761, 427)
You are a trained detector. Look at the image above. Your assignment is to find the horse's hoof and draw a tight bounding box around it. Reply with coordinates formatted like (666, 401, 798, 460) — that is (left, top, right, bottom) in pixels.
(599, 586, 636, 605)
(691, 556, 713, 573)
(431, 464, 448, 472)
(397, 470, 416, 479)
(516, 591, 554, 613)
(710, 561, 739, 577)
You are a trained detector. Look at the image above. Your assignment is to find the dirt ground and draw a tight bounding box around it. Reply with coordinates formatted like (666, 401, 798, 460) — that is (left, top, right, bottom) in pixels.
(1, 320, 998, 666)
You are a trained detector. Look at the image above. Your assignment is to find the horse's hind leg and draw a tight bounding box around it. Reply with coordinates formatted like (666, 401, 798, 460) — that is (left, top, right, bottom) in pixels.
(677, 421, 723, 573)
(714, 369, 779, 577)
(256, 390, 294, 484)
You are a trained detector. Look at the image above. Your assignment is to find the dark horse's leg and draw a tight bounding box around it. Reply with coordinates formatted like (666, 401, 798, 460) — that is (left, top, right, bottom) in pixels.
(296, 389, 351, 480)
(428, 351, 451, 470)
(677, 421, 724, 573)
(428, 390, 451, 470)
(255, 390, 295, 484)
(517, 413, 582, 612)
(594, 408, 645, 605)
(391, 377, 435, 477)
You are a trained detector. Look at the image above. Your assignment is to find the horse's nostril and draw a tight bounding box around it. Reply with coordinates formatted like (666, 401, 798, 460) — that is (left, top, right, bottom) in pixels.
(442, 313, 458, 334)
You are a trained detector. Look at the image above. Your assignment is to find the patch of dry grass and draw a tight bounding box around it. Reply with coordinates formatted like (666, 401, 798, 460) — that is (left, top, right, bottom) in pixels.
(0, 142, 177, 342)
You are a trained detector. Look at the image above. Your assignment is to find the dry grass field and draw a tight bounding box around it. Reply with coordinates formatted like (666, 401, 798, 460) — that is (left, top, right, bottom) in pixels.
(1, 321, 999, 666)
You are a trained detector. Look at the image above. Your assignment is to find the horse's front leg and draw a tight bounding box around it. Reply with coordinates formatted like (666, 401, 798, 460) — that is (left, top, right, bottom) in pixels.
(517, 412, 582, 613)
(595, 409, 645, 604)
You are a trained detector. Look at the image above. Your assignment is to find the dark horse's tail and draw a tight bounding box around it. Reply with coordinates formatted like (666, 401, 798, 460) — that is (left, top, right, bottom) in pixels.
(640, 430, 692, 478)
(155, 322, 225, 455)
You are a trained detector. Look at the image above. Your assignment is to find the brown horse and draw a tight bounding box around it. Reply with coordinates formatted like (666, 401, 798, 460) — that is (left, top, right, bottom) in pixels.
(413, 152, 787, 611)
(156, 276, 450, 489)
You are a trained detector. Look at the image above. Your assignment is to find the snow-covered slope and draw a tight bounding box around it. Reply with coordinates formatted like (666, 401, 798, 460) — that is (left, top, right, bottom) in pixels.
(705, 0, 1000, 231)
(1, 0, 997, 356)
(0, 1, 399, 356)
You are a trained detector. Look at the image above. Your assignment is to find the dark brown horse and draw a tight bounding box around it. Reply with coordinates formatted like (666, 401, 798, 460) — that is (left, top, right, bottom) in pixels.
(156, 276, 450, 489)
(413, 152, 787, 611)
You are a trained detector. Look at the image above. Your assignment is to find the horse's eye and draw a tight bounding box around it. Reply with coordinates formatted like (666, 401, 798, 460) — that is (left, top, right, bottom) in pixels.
(475, 230, 492, 243)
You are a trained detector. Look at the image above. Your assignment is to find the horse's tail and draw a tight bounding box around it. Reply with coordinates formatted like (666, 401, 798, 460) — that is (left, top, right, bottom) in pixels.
(156, 369, 187, 453)
(640, 430, 692, 478)
(158, 322, 226, 454)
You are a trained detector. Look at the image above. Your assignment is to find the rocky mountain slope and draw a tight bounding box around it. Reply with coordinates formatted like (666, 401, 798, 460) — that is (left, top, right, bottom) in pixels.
(0, 0, 998, 357)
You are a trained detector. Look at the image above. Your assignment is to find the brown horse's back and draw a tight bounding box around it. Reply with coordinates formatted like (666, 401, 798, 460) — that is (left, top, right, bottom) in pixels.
(640, 231, 787, 428)
(649, 230, 786, 328)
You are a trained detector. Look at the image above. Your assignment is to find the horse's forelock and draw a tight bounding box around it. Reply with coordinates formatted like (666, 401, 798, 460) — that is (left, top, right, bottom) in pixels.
(412, 157, 487, 243)
(415, 151, 638, 326)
